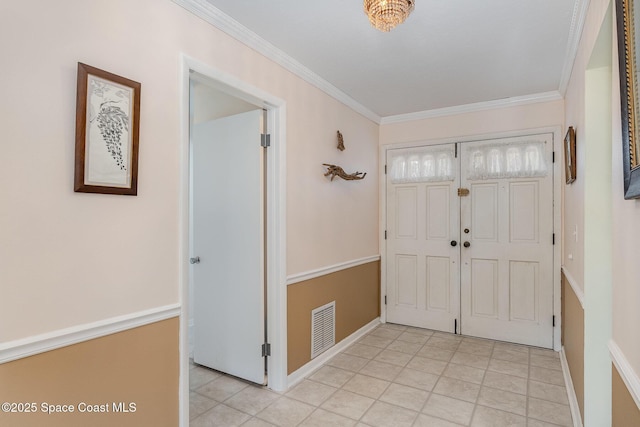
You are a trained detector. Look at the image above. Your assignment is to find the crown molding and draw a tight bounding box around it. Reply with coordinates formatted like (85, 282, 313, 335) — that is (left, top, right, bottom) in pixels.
(380, 91, 563, 125)
(559, 0, 591, 95)
(172, 0, 381, 124)
(173, 0, 575, 125)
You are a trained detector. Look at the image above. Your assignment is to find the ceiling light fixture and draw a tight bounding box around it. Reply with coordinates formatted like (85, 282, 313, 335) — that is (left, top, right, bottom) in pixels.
(364, 0, 415, 32)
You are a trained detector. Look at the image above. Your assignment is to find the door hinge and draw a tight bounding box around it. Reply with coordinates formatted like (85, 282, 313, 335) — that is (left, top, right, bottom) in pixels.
(384, 230, 387, 240)
(455, 143, 458, 158)
(457, 188, 470, 197)
(384, 295, 387, 305)
(261, 134, 271, 147)
(553, 315, 556, 327)
(384, 164, 387, 174)
(552, 151, 555, 163)
(552, 233, 555, 245)
(454, 319, 458, 334)
(261, 343, 271, 357)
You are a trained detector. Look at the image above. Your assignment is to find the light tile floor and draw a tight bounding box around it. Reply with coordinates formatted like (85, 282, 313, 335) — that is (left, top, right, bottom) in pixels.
(189, 323, 573, 426)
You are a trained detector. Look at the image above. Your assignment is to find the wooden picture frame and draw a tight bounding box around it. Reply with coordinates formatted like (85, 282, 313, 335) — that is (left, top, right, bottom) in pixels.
(616, 0, 640, 198)
(74, 63, 141, 195)
(565, 126, 576, 184)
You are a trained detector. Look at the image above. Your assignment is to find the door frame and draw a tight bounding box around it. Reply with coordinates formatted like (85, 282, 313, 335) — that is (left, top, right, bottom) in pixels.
(179, 54, 288, 426)
(379, 126, 562, 351)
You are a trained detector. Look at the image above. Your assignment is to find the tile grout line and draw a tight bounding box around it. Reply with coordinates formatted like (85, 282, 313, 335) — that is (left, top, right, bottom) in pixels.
(189, 325, 572, 426)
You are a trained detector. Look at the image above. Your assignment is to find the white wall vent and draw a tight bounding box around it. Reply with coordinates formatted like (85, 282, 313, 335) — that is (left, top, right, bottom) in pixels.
(311, 301, 335, 359)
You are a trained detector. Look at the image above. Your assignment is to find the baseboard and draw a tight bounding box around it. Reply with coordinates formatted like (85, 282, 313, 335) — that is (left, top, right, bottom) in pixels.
(560, 346, 584, 427)
(287, 317, 380, 389)
(609, 339, 640, 410)
(286, 255, 381, 286)
(0, 304, 181, 364)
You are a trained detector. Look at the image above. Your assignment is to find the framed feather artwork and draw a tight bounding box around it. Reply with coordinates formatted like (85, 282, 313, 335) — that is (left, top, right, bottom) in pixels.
(74, 63, 141, 195)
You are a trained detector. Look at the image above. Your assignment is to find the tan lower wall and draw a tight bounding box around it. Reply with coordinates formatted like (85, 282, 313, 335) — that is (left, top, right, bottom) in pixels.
(287, 260, 380, 374)
(562, 272, 584, 422)
(0, 317, 179, 427)
(612, 364, 640, 426)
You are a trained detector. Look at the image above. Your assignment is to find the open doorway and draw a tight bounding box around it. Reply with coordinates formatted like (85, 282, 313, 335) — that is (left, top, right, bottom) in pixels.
(179, 57, 287, 426)
(189, 75, 267, 384)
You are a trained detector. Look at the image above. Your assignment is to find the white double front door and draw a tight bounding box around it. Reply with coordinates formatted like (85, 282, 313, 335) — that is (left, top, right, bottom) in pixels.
(385, 134, 554, 348)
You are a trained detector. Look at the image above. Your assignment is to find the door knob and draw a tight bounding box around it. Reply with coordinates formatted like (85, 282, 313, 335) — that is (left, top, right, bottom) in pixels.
(190, 256, 201, 264)
(450, 240, 457, 247)
(463, 241, 470, 248)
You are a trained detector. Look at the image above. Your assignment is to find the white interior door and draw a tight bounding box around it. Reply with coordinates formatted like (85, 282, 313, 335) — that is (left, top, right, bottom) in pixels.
(191, 109, 266, 385)
(459, 136, 554, 348)
(386, 135, 554, 348)
(386, 144, 460, 332)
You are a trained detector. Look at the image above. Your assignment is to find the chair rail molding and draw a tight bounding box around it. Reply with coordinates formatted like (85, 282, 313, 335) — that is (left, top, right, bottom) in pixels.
(286, 255, 381, 286)
(609, 339, 640, 410)
(0, 304, 181, 364)
(562, 266, 585, 308)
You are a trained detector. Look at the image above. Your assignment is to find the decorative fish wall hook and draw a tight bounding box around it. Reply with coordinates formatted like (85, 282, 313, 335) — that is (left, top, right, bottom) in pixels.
(323, 164, 366, 181)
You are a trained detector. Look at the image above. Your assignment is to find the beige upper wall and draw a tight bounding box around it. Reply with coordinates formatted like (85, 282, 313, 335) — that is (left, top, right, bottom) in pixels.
(563, 0, 613, 294)
(610, 5, 640, 382)
(379, 100, 564, 146)
(0, 0, 379, 342)
(564, 0, 640, 397)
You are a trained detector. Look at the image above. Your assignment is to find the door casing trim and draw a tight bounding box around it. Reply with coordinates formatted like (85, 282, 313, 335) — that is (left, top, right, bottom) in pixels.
(178, 54, 288, 427)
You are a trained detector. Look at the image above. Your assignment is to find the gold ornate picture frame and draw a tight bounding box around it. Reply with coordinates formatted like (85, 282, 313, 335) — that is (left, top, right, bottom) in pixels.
(616, 0, 640, 198)
(565, 127, 576, 184)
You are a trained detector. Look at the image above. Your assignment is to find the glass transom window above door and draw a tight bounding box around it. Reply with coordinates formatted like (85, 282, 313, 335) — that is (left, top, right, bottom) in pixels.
(389, 140, 548, 183)
(385, 135, 554, 348)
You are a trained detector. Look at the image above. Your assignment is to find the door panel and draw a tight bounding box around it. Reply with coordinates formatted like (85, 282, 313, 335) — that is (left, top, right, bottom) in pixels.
(386, 145, 460, 332)
(509, 182, 539, 242)
(471, 183, 499, 242)
(192, 109, 266, 385)
(509, 261, 538, 322)
(470, 259, 499, 318)
(460, 135, 554, 348)
(426, 186, 450, 240)
(426, 256, 450, 311)
(396, 187, 418, 239)
(396, 255, 418, 307)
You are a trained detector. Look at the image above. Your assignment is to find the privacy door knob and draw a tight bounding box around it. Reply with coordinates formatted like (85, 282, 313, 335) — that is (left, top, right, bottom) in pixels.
(463, 241, 471, 248)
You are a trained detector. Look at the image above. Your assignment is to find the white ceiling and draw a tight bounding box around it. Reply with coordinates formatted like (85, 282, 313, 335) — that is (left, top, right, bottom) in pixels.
(198, 0, 581, 119)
